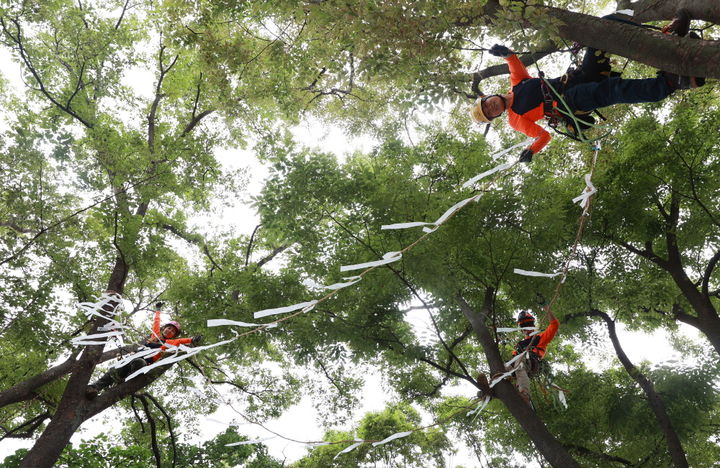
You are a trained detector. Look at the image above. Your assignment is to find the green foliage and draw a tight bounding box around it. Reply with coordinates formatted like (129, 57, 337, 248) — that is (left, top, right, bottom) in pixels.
(0, 1, 718, 467)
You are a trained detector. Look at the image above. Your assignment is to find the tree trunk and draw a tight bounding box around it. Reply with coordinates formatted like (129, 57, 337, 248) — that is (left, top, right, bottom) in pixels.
(586, 309, 689, 468)
(543, 6, 720, 78)
(0, 345, 138, 409)
(626, 0, 720, 25)
(19, 258, 131, 467)
(18, 367, 169, 468)
(457, 290, 581, 468)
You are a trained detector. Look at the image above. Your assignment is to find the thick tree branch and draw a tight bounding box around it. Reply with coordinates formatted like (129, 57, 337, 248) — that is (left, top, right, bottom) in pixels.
(0, 413, 51, 441)
(159, 222, 223, 272)
(148, 44, 179, 153)
(137, 395, 162, 468)
(564, 443, 634, 466)
(143, 393, 177, 468)
(0, 17, 94, 128)
(542, 6, 720, 78)
(572, 309, 689, 468)
(457, 291, 580, 468)
(0, 345, 138, 410)
(702, 250, 720, 297)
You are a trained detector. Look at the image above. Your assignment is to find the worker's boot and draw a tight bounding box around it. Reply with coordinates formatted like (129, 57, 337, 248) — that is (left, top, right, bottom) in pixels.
(85, 372, 114, 400)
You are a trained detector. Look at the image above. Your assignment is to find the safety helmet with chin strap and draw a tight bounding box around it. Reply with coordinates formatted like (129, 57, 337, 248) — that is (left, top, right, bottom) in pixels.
(162, 320, 182, 336)
(516, 310, 535, 327)
(469, 94, 503, 123)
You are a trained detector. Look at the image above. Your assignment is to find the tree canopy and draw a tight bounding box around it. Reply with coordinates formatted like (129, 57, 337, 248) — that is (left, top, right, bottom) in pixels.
(0, 0, 718, 467)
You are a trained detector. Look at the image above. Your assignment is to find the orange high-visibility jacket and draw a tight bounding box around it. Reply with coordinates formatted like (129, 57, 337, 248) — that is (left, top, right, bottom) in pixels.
(504, 54, 552, 155)
(513, 319, 559, 359)
(148, 310, 193, 362)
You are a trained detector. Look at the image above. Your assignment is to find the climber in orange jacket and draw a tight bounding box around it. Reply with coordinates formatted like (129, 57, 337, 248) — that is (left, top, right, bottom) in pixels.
(85, 303, 202, 399)
(508, 307, 559, 405)
(476, 306, 559, 406)
(470, 13, 702, 163)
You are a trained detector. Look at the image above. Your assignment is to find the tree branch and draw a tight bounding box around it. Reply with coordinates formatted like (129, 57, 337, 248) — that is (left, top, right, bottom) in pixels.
(137, 395, 162, 468)
(142, 393, 177, 468)
(148, 44, 179, 153)
(702, 250, 720, 297)
(564, 443, 634, 466)
(159, 222, 223, 272)
(0, 17, 93, 128)
(0, 413, 51, 441)
(570, 309, 689, 468)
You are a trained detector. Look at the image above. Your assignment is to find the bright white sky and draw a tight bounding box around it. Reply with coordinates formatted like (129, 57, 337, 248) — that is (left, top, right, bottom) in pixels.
(0, 16, 709, 467)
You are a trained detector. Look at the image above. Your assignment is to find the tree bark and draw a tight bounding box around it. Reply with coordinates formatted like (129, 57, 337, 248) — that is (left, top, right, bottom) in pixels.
(18, 366, 169, 468)
(543, 6, 720, 78)
(584, 309, 689, 468)
(0, 345, 139, 410)
(457, 290, 580, 468)
(626, 0, 720, 24)
(614, 192, 720, 357)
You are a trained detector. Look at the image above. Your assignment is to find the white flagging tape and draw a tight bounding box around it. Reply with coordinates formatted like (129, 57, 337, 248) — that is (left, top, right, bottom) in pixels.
(467, 396, 491, 416)
(254, 300, 319, 319)
(340, 251, 402, 272)
(334, 441, 363, 459)
(207, 319, 265, 328)
(372, 431, 413, 447)
(571, 173, 596, 209)
(461, 162, 513, 189)
(489, 137, 537, 161)
(324, 275, 362, 290)
(558, 388, 568, 409)
(226, 436, 276, 447)
(615, 9, 634, 16)
(73, 293, 126, 346)
(496, 326, 539, 333)
(513, 268, 562, 278)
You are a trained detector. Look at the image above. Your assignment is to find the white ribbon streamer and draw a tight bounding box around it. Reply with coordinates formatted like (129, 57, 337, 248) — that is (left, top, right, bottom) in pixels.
(111, 348, 159, 369)
(431, 194, 482, 226)
(513, 268, 562, 278)
(572, 173, 597, 209)
(558, 389, 568, 409)
(489, 370, 516, 388)
(70, 331, 123, 343)
(504, 350, 529, 368)
(372, 431, 413, 447)
(334, 441, 363, 459)
(489, 137, 537, 161)
(340, 251, 402, 272)
(226, 436, 276, 447)
(461, 162, 513, 189)
(254, 300, 319, 319)
(496, 327, 538, 333)
(323, 276, 362, 290)
(124, 339, 236, 381)
(207, 319, 263, 328)
(467, 396, 491, 416)
(381, 221, 435, 231)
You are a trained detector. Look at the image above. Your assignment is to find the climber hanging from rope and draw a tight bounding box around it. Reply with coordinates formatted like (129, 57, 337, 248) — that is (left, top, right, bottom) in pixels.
(477, 305, 559, 407)
(469, 10, 705, 163)
(85, 302, 203, 399)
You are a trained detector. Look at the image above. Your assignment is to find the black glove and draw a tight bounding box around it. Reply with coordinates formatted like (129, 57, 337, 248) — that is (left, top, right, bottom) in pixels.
(191, 335, 203, 346)
(489, 44, 512, 58)
(155, 301, 165, 310)
(519, 149, 534, 163)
